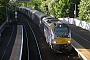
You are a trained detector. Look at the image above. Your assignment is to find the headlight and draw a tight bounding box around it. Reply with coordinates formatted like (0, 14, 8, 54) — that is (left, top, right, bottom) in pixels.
(52, 41, 57, 44)
(67, 41, 71, 44)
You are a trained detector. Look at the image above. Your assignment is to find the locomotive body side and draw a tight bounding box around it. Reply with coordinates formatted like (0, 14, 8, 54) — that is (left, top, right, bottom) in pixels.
(31, 11, 48, 27)
(42, 18, 72, 53)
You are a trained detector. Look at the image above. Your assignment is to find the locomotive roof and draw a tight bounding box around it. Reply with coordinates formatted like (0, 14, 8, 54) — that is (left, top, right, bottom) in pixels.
(43, 18, 63, 27)
(30, 10, 38, 13)
(47, 19, 62, 24)
(45, 16, 54, 19)
(34, 11, 48, 18)
(25, 7, 31, 10)
(19, 6, 25, 8)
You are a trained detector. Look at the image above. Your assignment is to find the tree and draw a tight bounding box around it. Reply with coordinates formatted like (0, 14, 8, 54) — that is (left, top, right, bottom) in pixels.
(78, 0, 90, 21)
(54, 0, 70, 18)
(0, 0, 9, 25)
(18, 0, 80, 18)
(40, 0, 80, 18)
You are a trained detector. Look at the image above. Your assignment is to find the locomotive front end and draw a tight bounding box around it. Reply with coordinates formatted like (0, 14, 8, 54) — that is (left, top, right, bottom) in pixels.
(51, 23, 72, 53)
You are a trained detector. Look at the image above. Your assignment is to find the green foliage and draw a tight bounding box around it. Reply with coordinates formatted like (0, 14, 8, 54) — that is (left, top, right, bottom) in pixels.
(78, 0, 90, 21)
(0, 0, 10, 25)
(18, 0, 80, 18)
(54, 0, 70, 18)
(0, 12, 5, 25)
(40, 0, 75, 18)
(0, 8, 6, 25)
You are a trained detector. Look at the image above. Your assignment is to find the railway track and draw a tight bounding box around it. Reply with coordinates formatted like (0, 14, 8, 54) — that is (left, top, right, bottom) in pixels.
(18, 12, 83, 60)
(18, 14, 42, 60)
(0, 23, 17, 60)
(54, 48, 83, 60)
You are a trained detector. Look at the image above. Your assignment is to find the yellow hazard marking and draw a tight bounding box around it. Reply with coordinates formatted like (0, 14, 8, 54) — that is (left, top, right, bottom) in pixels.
(54, 38, 71, 44)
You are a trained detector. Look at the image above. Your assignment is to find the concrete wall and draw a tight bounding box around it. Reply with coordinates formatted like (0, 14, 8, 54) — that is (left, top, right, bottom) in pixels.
(58, 18, 90, 31)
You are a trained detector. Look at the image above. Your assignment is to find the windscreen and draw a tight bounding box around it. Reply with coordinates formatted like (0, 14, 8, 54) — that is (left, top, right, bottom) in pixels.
(54, 27, 68, 35)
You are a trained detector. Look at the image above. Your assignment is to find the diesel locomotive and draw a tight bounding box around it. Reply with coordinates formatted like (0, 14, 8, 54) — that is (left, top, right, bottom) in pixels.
(17, 6, 72, 53)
